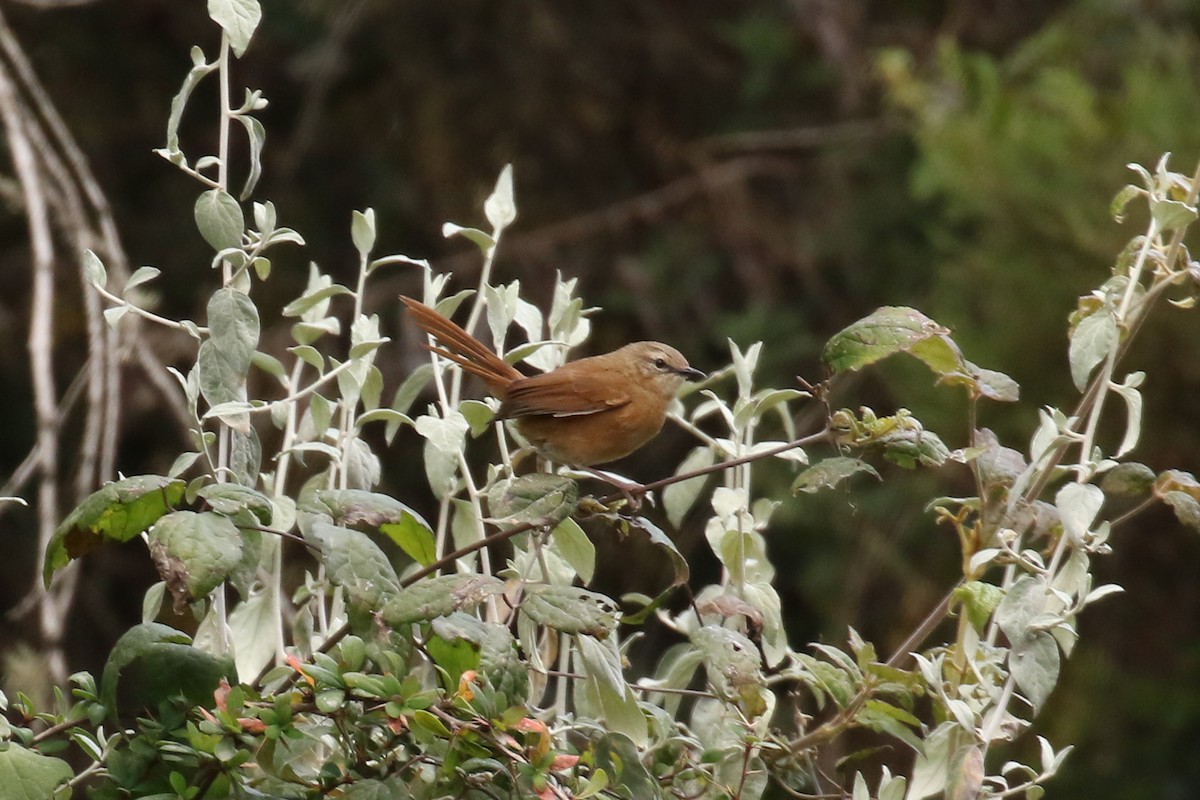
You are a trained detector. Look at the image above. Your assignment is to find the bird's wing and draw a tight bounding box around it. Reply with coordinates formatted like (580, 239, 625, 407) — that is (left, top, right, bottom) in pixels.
(501, 366, 631, 418)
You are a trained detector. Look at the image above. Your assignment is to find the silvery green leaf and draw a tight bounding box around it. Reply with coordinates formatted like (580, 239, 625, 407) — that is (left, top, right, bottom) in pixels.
(368, 252, 430, 273)
(995, 575, 1049, 643)
(1055, 482, 1103, 544)
(281, 283, 351, 318)
(103, 305, 129, 329)
(664, 445, 716, 528)
(441, 222, 494, 252)
(522, 585, 617, 637)
(1150, 197, 1198, 231)
(236, 114, 265, 200)
(82, 249, 107, 287)
(906, 721, 960, 800)
(124, 266, 160, 293)
(351, 208, 376, 259)
(729, 339, 761, 399)
(162, 48, 216, 156)
(1111, 371, 1145, 457)
(227, 585, 277, 683)
(148, 510, 243, 609)
(253, 200, 275, 234)
(484, 163, 517, 234)
(194, 189, 244, 252)
(484, 282, 519, 350)
(291, 318, 341, 345)
(207, 0, 262, 57)
(1009, 630, 1060, 711)
(1067, 309, 1117, 392)
(852, 773, 869, 800)
(550, 517, 595, 584)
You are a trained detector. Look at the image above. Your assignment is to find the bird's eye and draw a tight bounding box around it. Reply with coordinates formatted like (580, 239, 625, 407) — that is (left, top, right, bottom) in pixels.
(653, 357, 667, 369)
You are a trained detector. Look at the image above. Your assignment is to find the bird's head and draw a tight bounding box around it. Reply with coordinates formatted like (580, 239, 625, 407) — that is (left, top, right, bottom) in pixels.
(623, 342, 705, 398)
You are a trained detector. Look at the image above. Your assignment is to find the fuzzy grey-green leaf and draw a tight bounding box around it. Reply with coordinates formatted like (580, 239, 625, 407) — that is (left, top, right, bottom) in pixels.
(1068, 309, 1118, 391)
(207, 0, 262, 57)
(195, 188, 245, 251)
(522, 584, 617, 637)
(148, 510, 244, 608)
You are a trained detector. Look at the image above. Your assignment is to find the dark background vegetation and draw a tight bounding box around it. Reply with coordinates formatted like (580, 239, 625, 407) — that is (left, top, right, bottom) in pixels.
(2, 0, 1200, 796)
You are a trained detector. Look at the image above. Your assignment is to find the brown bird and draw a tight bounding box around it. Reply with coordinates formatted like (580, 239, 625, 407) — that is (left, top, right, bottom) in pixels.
(401, 297, 704, 467)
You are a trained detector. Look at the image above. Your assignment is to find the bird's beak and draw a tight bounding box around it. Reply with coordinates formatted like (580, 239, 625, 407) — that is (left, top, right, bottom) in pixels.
(680, 366, 706, 382)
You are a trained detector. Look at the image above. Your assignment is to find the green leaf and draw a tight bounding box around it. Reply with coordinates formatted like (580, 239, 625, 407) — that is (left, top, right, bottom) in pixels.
(664, 445, 716, 528)
(882, 427, 951, 469)
(207, 0, 262, 58)
(822, 307, 955, 374)
(1009, 631, 1060, 711)
(591, 733, 655, 795)
(1110, 183, 1141, 222)
(484, 164, 517, 234)
(159, 47, 215, 157)
(236, 114, 265, 200)
(312, 489, 436, 566)
(227, 586, 278, 683)
(1102, 462, 1156, 496)
(194, 188, 245, 251)
(953, 581, 1003, 631)
(459, 399, 495, 436)
(856, 699, 923, 751)
(691, 625, 764, 700)
(382, 513, 437, 567)
(575, 633, 643, 732)
(0, 744, 73, 798)
(391, 363, 434, 417)
(44, 475, 186, 586)
(307, 520, 401, 615)
(1055, 482, 1103, 543)
(907, 722, 965, 800)
(487, 474, 579, 529)
(148, 511, 244, 609)
(522, 584, 618, 637)
(380, 574, 503, 626)
(100, 622, 234, 718)
(82, 248, 107, 288)
(1163, 490, 1200, 531)
(628, 516, 690, 587)
(1068, 309, 1118, 391)
(282, 283, 352, 318)
(124, 265, 160, 293)
(995, 575, 1049, 644)
(197, 483, 272, 524)
(791, 457, 880, 494)
(955, 360, 1020, 402)
(1150, 197, 1198, 231)
(550, 517, 595, 584)
(946, 745, 984, 800)
(442, 223, 495, 251)
(200, 288, 260, 412)
(352, 209, 376, 258)
(1111, 371, 1144, 457)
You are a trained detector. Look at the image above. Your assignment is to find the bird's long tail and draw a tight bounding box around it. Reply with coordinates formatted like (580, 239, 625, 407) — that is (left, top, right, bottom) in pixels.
(400, 297, 522, 396)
